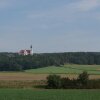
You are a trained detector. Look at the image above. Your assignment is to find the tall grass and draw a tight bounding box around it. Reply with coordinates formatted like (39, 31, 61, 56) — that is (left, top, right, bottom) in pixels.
(0, 80, 46, 88)
(0, 89, 100, 100)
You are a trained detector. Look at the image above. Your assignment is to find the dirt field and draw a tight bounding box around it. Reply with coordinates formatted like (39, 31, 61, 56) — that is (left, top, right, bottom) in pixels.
(0, 72, 100, 81)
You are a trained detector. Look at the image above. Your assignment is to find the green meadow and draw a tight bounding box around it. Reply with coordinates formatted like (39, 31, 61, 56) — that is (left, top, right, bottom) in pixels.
(0, 89, 99, 100)
(26, 65, 100, 75)
(0, 65, 99, 100)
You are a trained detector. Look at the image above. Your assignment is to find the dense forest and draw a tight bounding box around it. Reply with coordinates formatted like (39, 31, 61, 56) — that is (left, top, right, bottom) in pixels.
(0, 52, 100, 71)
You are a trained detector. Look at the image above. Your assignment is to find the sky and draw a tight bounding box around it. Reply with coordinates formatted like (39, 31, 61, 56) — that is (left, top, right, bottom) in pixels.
(0, 0, 100, 53)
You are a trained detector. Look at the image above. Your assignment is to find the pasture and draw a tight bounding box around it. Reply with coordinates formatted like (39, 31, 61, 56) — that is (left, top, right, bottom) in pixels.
(26, 65, 100, 74)
(0, 65, 99, 100)
(0, 65, 99, 81)
(0, 89, 100, 100)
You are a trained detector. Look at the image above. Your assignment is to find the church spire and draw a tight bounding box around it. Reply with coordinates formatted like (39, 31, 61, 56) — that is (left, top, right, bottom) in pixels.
(30, 45, 32, 49)
(30, 45, 33, 55)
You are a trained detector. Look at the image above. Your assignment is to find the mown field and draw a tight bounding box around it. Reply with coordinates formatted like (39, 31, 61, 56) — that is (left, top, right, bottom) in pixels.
(0, 65, 99, 81)
(0, 65, 99, 100)
(0, 89, 99, 100)
(26, 65, 100, 74)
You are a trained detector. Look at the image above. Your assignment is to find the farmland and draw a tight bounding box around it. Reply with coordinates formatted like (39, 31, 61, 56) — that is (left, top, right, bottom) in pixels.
(0, 65, 99, 99)
(0, 65, 99, 81)
(0, 89, 99, 100)
(26, 65, 100, 75)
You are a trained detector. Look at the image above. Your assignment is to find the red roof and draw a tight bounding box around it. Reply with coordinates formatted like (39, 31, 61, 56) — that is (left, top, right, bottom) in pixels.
(19, 50, 31, 55)
(26, 50, 31, 53)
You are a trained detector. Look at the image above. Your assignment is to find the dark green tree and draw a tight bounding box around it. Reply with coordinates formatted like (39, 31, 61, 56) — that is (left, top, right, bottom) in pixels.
(46, 75, 61, 89)
(77, 71, 89, 88)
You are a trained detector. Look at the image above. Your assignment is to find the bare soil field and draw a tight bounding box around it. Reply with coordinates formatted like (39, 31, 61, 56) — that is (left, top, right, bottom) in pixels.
(0, 72, 99, 81)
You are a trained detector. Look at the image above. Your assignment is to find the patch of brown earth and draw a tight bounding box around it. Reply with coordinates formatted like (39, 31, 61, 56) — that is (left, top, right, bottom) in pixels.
(0, 73, 99, 81)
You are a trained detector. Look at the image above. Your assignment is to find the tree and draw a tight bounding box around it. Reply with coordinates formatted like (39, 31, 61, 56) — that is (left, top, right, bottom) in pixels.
(77, 71, 89, 88)
(46, 75, 61, 89)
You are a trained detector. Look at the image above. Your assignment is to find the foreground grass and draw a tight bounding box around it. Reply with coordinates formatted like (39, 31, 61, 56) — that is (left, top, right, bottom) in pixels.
(26, 65, 100, 74)
(0, 89, 100, 100)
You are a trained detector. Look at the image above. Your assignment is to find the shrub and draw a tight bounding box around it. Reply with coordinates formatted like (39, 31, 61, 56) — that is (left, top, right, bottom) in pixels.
(46, 71, 100, 89)
(46, 75, 61, 89)
(87, 79, 100, 89)
(77, 71, 89, 88)
(61, 77, 70, 89)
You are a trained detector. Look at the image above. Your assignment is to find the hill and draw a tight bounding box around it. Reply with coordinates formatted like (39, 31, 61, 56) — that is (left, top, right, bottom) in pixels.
(0, 52, 100, 71)
(25, 65, 100, 75)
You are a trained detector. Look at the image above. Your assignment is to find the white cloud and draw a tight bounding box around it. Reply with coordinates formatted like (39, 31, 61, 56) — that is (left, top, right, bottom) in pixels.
(81, 0, 98, 11)
(0, 0, 100, 52)
(26, 0, 100, 32)
(0, 0, 9, 8)
(0, 0, 16, 9)
(72, 0, 100, 12)
(28, 0, 100, 20)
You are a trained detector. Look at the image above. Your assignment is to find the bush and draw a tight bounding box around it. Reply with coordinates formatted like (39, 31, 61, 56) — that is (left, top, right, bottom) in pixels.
(46, 75, 61, 89)
(87, 79, 100, 89)
(61, 77, 70, 89)
(77, 71, 89, 88)
(46, 71, 100, 89)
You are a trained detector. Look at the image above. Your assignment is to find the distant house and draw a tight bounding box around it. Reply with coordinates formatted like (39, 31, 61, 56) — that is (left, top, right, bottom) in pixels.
(19, 45, 33, 55)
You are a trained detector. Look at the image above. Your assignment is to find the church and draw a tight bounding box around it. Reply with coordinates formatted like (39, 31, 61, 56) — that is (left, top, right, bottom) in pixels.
(19, 45, 33, 55)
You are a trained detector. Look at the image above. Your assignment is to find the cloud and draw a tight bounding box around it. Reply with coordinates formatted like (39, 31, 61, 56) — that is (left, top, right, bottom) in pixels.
(0, 0, 16, 9)
(0, 0, 9, 8)
(69, 0, 100, 12)
(28, 0, 100, 21)
(0, 0, 100, 52)
(79, 0, 99, 11)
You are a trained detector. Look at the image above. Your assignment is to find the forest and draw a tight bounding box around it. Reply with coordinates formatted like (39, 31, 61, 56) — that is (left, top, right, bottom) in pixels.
(0, 52, 100, 71)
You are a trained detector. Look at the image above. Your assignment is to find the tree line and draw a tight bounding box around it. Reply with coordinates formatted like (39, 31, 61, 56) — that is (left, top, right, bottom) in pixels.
(0, 52, 100, 71)
(46, 72, 100, 89)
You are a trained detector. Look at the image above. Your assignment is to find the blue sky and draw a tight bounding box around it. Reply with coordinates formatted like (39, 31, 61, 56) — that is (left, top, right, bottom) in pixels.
(0, 0, 100, 53)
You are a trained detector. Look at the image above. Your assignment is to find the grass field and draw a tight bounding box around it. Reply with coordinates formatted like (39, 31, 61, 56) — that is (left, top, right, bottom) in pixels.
(0, 65, 99, 81)
(0, 65, 99, 100)
(0, 89, 99, 100)
(26, 65, 100, 74)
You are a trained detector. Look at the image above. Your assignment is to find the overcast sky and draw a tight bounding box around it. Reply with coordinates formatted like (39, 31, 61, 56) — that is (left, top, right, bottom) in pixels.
(0, 0, 100, 53)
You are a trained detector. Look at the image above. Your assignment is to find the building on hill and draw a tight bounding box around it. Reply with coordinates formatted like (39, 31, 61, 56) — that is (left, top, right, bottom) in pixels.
(19, 45, 33, 55)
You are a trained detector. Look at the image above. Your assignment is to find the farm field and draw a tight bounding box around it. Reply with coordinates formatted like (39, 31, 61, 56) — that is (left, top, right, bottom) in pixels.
(26, 65, 100, 74)
(0, 66, 99, 100)
(0, 89, 100, 100)
(0, 65, 99, 81)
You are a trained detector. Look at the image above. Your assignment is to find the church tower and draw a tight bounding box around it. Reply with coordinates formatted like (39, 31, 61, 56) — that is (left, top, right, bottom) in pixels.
(30, 45, 33, 55)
